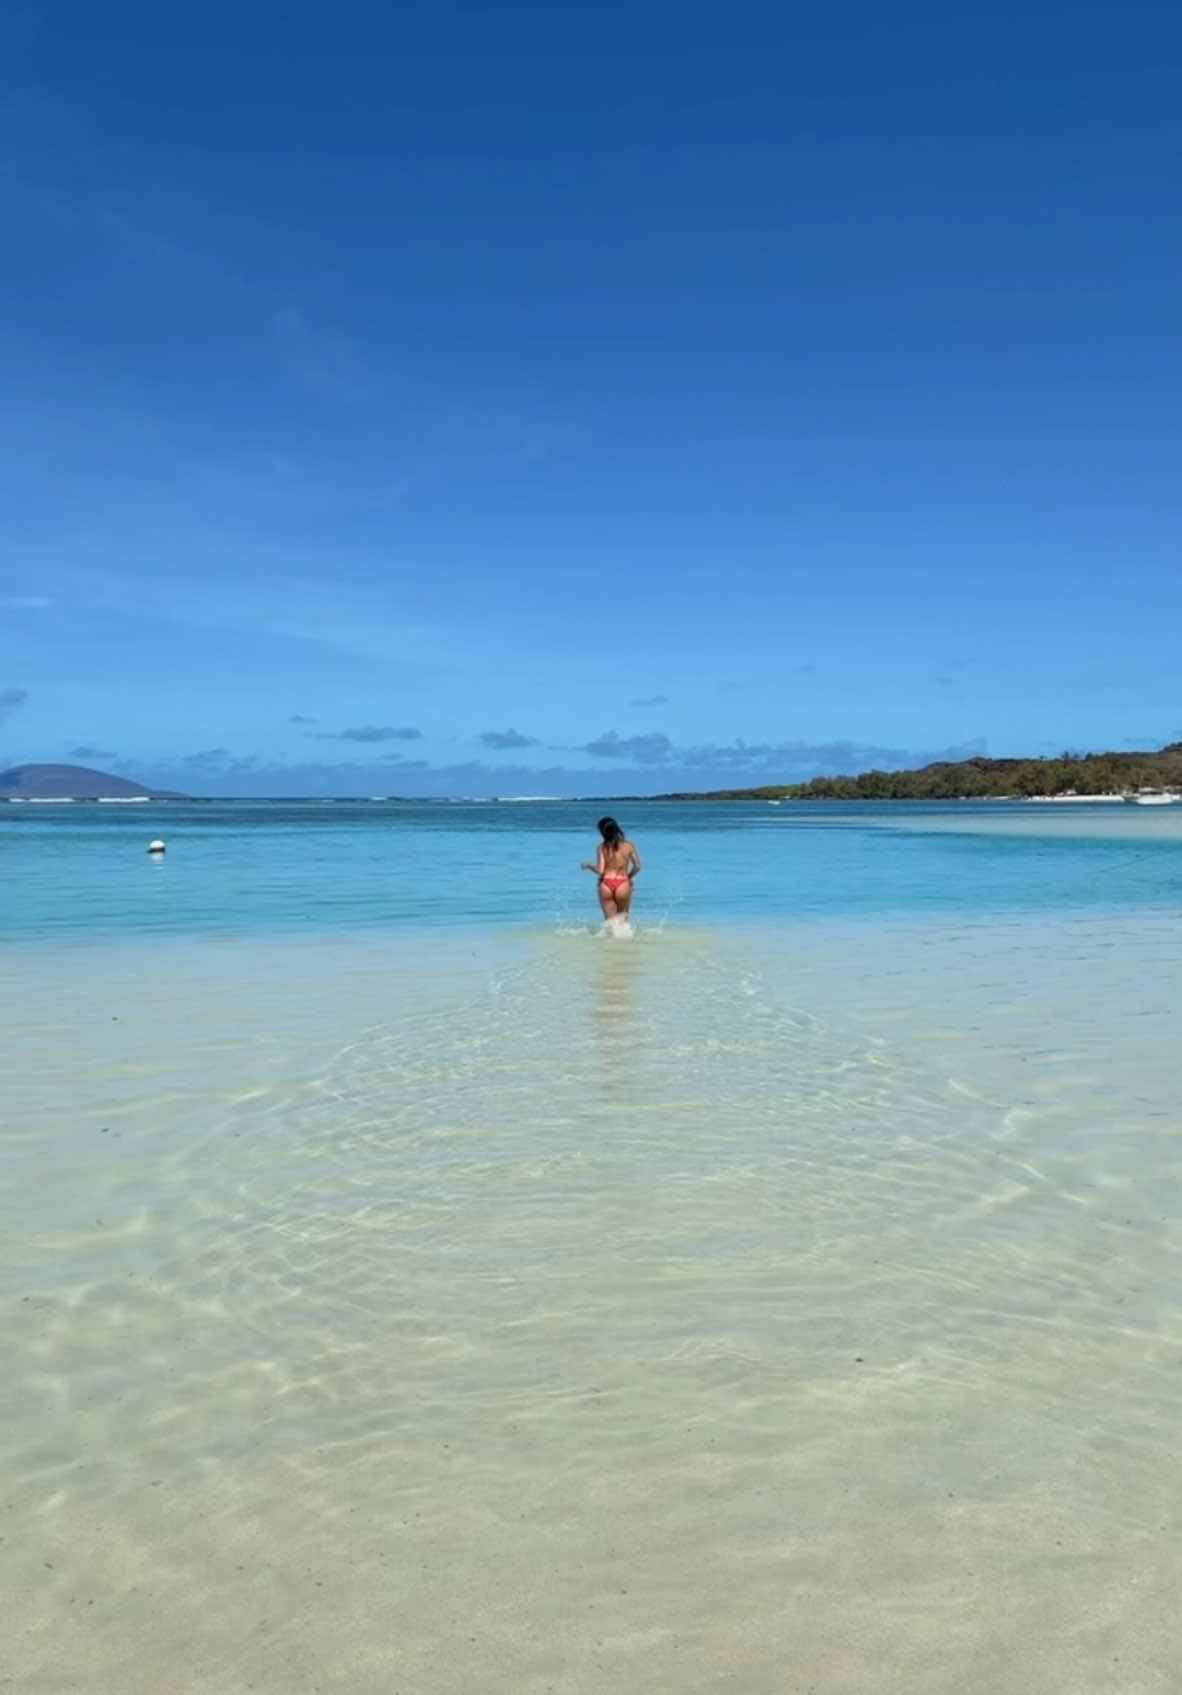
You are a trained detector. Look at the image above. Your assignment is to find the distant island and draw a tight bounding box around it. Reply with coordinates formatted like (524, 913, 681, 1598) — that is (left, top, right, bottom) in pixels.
(656, 743, 1182, 802)
(0, 764, 188, 801)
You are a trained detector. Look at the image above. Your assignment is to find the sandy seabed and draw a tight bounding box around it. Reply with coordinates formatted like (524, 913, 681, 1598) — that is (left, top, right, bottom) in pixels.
(2, 915, 1180, 1693)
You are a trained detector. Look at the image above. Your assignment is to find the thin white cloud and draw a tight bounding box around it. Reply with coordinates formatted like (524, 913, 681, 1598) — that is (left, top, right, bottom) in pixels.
(577, 730, 989, 777)
(314, 725, 423, 743)
(479, 728, 538, 750)
(125, 731, 992, 799)
(0, 686, 29, 724)
(582, 731, 675, 764)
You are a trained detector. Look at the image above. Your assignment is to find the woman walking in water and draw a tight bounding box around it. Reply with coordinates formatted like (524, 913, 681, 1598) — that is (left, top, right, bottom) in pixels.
(582, 816, 642, 925)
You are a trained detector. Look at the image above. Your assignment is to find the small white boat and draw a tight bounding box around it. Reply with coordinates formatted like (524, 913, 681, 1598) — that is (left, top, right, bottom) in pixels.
(1122, 789, 1182, 806)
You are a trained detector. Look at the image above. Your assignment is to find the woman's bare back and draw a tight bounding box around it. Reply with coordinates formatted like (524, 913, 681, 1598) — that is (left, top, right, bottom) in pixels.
(600, 839, 636, 877)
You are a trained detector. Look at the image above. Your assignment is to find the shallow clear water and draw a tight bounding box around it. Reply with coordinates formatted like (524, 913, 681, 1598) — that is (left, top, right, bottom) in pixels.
(5, 796, 1182, 937)
(2, 804, 1181, 1691)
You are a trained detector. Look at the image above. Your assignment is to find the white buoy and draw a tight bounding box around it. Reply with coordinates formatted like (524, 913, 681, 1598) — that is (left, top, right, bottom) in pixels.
(147, 839, 166, 855)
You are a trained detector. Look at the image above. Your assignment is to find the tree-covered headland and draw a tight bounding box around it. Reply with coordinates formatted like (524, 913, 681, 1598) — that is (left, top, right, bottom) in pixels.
(659, 744, 1182, 802)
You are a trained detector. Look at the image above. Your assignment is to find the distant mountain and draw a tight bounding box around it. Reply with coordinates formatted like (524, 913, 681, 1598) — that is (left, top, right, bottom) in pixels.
(0, 764, 188, 800)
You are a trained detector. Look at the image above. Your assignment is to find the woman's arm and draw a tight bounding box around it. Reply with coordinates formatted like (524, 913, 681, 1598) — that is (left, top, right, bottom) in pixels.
(581, 847, 606, 875)
(628, 842, 642, 876)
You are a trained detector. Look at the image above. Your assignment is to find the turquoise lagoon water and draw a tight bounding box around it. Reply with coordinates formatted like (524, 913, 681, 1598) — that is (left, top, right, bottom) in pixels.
(6, 796, 1182, 936)
(3, 801, 1182, 1693)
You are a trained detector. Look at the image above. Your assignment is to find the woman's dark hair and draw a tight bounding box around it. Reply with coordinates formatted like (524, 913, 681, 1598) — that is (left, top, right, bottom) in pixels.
(597, 816, 623, 847)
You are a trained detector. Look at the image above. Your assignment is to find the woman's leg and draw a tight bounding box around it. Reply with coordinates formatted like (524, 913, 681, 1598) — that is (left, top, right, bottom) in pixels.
(598, 883, 618, 920)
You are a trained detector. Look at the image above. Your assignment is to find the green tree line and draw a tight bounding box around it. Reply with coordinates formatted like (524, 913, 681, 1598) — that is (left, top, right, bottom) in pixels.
(659, 744, 1182, 801)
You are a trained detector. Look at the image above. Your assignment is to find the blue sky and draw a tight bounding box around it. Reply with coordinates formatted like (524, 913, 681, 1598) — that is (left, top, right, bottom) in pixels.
(3, 0, 1181, 796)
